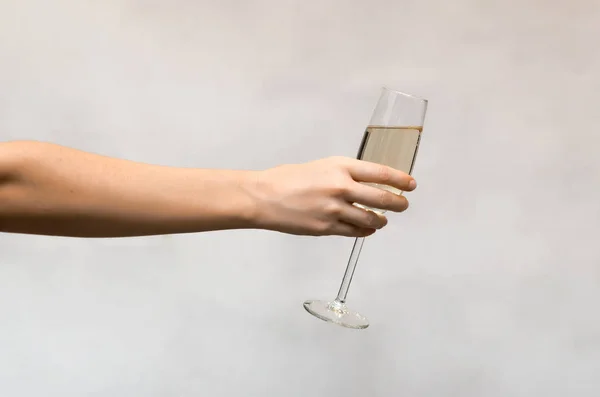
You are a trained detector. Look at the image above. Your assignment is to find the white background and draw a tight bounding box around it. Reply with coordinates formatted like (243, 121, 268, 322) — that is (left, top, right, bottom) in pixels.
(1, 1, 599, 396)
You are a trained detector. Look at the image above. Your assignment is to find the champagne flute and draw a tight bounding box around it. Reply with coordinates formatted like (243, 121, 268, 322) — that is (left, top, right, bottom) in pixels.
(303, 87, 428, 329)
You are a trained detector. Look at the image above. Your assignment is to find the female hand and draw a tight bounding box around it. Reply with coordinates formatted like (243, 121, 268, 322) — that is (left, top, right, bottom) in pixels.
(248, 156, 417, 237)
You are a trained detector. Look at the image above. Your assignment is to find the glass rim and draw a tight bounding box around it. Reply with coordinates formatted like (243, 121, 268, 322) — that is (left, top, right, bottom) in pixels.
(382, 86, 428, 104)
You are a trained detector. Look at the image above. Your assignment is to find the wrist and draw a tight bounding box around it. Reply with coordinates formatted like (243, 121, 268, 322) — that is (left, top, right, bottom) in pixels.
(232, 169, 265, 229)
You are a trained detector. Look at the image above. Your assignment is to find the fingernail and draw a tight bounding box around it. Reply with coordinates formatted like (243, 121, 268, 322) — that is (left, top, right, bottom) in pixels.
(408, 179, 417, 190)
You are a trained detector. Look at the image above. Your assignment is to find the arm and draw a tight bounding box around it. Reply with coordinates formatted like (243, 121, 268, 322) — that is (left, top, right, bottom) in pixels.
(0, 141, 257, 237)
(0, 140, 417, 238)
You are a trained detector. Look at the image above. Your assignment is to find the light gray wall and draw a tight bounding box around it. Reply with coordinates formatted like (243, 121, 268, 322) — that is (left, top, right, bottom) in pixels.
(1, 0, 599, 396)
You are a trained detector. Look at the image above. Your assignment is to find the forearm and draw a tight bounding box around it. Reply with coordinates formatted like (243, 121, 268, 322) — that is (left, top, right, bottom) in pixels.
(0, 141, 258, 237)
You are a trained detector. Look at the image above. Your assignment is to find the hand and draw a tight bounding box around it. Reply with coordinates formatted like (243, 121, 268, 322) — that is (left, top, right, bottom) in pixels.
(247, 156, 417, 237)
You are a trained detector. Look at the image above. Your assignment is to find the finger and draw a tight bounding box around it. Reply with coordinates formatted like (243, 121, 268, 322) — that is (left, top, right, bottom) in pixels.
(344, 182, 410, 213)
(329, 222, 377, 238)
(345, 159, 417, 192)
(338, 204, 388, 229)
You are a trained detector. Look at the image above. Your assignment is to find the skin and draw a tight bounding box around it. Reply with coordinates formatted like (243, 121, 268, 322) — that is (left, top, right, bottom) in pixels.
(0, 140, 416, 238)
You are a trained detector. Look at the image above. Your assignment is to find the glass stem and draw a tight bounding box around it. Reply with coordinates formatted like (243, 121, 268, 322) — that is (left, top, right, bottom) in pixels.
(335, 237, 366, 304)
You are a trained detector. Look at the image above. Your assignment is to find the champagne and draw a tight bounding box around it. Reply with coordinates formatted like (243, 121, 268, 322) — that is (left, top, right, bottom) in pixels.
(303, 88, 428, 330)
(355, 125, 423, 213)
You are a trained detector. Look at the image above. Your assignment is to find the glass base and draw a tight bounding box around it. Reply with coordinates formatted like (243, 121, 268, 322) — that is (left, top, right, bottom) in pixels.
(303, 299, 369, 329)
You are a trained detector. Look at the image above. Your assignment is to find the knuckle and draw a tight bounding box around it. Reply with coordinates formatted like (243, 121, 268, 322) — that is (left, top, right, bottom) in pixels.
(324, 201, 343, 217)
(327, 155, 349, 166)
(378, 190, 393, 208)
(357, 209, 386, 229)
(365, 212, 379, 228)
(328, 177, 351, 197)
(377, 165, 392, 182)
(332, 181, 348, 196)
(314, 220, 333, 234)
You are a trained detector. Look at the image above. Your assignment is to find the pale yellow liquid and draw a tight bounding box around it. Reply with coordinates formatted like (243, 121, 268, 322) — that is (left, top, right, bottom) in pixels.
(355, 126, 423, 213)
